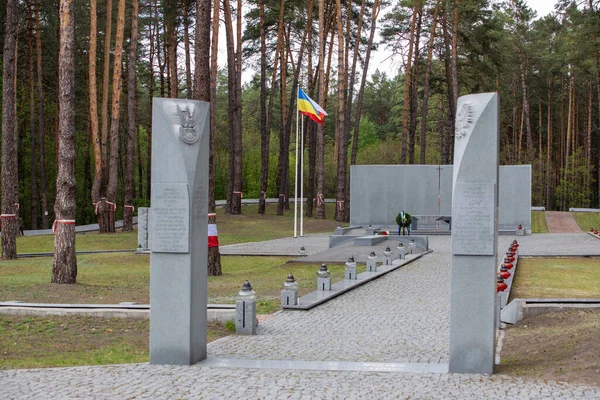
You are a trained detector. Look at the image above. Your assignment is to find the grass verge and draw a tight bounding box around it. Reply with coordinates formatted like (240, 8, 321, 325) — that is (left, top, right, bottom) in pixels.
(571, 212, 600, 232)
(531, 211, 549, 233)
(510, 257, 600, 300)
(0, 253, 361, 314)
(0, 315, 230, 369)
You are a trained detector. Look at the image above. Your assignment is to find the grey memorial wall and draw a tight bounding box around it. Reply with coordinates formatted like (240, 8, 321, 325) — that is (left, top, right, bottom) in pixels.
(349, 164, 531, 231)
(150, 98, 209, 365)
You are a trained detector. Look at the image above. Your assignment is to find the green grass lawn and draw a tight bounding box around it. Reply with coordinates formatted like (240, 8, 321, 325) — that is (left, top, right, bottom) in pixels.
(510, 257, 600, 299)
(15, 203, 341, 253)
(0, 315, 230, 369)
(0, 253, 358, 314)
(571, 212, 600, 232)
(531, 211, 549, 233)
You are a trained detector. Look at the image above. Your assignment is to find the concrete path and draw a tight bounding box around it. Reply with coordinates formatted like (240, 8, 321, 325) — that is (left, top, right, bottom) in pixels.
(2, 234, 600, 399)
(546, 211, 582, 233)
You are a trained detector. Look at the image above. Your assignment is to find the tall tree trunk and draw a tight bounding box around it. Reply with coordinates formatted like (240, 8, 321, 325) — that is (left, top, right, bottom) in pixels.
(90, 0, 103, 227)
(351, 0, 381, 166)
(409, 5, 422, 164)
(155, 0, 165, 97)
(233, 0, 244, 214)
(335, 0, 348, 222)
(165, 1, 178, 98)
(419, 0, 440, 165)
(195, 0, 221, 276)
(106, 0, 127, 232)
(82, 102, 92, 225)
(35, 0, 49, 229)
(183, 0, 192, 98)
(224, 2, 234, 214)
(400, 0, 419, 164)
(276, 0, 288, 216)
(342, 0, 365, 215)
(546, 78, 553, 210)
(100, 0, 113, 199)
(442, 7, 457, 164)
(518, 46, 533, 160)
(590, 0, 600, 206)
(316, 0, 327, 219)
(1, 0, 19, 260)
(146, 4, 156, 200)
(587, 84, 592, 202)
(564, 74, 574, 210)
(135, 97, 142, 198)
(123, 0, 139, 232)
(258, 0, 269, 215)
(52, 0, 77, 282)
(539, 97, 544, 204)
(27, 4, 38, 230)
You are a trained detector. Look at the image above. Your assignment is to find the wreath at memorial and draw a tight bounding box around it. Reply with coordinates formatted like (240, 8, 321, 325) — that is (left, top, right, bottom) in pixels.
(396, 211, 412, 236)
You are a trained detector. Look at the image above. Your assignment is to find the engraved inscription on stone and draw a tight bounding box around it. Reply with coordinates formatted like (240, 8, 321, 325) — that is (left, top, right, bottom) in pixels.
(452, 182, 495, 255)
(152, 183, 190, 253)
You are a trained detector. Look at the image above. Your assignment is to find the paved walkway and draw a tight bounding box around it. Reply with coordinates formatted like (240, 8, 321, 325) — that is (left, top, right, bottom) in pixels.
(2, 234, 600, 399)
(546, 211, 582, 233)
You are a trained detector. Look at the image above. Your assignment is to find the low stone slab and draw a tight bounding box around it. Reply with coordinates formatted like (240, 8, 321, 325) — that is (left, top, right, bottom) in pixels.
(502, 298, 600, 324)
(0, 302, 235, 323)
(353, 235, 387, 246)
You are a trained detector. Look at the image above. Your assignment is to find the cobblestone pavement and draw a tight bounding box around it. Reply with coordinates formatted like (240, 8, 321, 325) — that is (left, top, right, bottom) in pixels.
(2, 364, 600, 399)
(2, 234, 600, 399)
(545, 211, 582, 233)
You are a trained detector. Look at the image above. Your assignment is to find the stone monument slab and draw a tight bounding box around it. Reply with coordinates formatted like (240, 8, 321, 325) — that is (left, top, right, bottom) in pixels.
(150, 98, 209, 365)
(449, 92, 499, 374)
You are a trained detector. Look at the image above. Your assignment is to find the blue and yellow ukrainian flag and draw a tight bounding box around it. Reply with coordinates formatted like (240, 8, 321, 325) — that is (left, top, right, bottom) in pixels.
(298, 88, 328, 124)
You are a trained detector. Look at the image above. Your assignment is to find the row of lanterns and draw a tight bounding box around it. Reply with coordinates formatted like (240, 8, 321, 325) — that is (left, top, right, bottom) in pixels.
(497, 240, 519, 292)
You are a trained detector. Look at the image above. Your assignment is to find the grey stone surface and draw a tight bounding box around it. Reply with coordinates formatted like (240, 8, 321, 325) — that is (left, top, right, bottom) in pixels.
(137, 207, 150, 251)
(449, 92, 499, 374)
(349, 165, 531, 231)
(317, 277, 332, 291)
(350, 164, 453, 226)
(236, 299, 257, 335)
(344, 258, 358, 280)
(499, 166, 532, 231)
(397, 244, 406, 259)
(366, 252, 378, 272)
(150, 98, 209, 365)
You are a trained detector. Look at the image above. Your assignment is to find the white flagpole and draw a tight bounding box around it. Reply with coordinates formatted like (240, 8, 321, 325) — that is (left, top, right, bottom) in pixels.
(294, 88, 299, 238)
(300, 111, 304, 237)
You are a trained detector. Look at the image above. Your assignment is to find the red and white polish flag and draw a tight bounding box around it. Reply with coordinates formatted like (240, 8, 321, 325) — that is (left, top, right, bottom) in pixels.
(208, 223, 219, 248)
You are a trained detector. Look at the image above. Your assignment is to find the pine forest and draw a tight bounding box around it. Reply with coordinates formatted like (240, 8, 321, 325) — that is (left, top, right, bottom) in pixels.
(0, 0, 599, 260)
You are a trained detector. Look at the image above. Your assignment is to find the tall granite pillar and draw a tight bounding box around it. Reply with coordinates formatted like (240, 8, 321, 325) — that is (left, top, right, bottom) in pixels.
(449, 93, 499, 374)
(150, 99, 209, 365)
